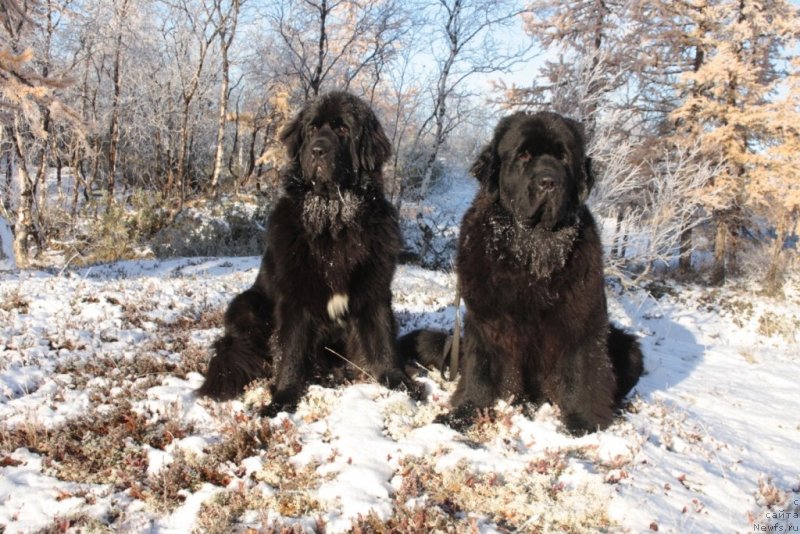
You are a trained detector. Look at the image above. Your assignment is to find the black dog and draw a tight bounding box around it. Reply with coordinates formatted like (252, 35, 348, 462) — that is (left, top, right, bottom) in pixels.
(199, 91, 422, 416)
(399, 112, 643, 434)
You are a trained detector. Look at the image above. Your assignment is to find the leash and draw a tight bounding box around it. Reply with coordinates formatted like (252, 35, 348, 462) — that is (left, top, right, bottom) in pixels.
(448, 278, 461, 380)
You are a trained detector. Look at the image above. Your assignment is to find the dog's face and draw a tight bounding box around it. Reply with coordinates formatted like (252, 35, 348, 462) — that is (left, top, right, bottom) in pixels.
(472, 112, 593, 230)
(280, 91, 391, 196)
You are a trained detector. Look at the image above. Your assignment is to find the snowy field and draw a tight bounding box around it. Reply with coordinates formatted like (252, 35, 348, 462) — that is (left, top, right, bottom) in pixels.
(1, 253, 798, 533)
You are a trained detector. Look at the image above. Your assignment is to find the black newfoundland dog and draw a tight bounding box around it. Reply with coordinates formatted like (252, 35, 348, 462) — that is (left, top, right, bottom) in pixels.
(400, 111, 643, 434)
(199, 91, 422, 416)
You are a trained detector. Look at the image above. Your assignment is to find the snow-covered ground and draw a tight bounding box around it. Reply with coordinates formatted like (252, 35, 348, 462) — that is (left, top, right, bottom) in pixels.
(1, 253, 798, 533)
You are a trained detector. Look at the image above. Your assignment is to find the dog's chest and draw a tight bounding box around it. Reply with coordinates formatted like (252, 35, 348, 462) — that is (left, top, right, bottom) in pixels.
(298, 193, 368, 271)
(309, 232, 366, 280)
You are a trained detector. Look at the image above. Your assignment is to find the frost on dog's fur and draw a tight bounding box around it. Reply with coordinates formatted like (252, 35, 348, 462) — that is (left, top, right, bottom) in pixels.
(485, 205, 579, 280)
(301, 190, 362, 237)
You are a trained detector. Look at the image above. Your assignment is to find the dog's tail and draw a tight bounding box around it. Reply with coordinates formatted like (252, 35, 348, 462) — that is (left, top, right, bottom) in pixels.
(198, 289, 273, 400)
(397, 329, 453, 374)
(608, 325, 644, 403)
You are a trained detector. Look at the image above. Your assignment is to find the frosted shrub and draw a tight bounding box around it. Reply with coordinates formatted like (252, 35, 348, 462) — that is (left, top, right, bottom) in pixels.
(151, 197, 272, 258)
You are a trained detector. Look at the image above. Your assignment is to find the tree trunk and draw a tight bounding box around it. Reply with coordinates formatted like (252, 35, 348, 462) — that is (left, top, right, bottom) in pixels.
(418, 50, 454, 199)
(210, 43, 231, 197)
(106, 37, 123, 209)
(763, 215, 788, 296)
(227, 104, 242, 189)
(4, 152, 12, 207)
(613, 208, 624, 259)
(308, 0, 328, 99)
(175, 100, 191, 210)
(678, 226, 693, 272)
(11, 119, 33, 268)
(211, 0, 242, 196)
(710, 214, 729, 286)
(34, 140, 48, 250)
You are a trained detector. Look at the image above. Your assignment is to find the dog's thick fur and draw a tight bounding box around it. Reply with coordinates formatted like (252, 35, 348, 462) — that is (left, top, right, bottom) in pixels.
(399, 112, 643, 434)
(199, 91, 421, 416)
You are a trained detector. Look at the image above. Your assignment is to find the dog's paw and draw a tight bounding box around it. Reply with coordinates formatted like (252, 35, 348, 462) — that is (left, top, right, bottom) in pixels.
(434, 402, 481, 432)
(260, 390, 299, 417)
(403, 378, 426, 401)
(380, 369, 426, 401)
(562, 412, 600, 436)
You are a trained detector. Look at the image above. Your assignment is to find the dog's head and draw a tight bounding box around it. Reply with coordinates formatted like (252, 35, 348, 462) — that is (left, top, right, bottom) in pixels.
(471, 112, 593, 230)
(279, 91, 391, 196)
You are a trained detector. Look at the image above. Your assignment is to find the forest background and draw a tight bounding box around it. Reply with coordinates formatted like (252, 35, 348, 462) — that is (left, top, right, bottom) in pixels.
(1, 0, 799, 292)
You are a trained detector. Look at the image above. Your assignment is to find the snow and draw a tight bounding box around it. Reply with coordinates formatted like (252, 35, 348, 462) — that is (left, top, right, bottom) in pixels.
(1, 179, 799, 531)
(0, 217, 14, 271)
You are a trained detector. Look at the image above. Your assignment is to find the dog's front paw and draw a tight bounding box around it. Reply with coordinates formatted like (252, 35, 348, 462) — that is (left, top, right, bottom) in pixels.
(562, 412, 600, 436)
(380, 369, 426, 401)
(260, 389, 299, 417)
(434, 402, 483, 432)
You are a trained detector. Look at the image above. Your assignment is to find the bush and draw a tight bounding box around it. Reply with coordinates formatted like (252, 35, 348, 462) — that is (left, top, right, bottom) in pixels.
(150, 196, 272, 258)
(79, 191, 171, 264)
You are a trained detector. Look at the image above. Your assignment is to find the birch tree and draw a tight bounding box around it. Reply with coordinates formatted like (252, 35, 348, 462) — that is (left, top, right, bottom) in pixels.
(208, 0, 243, 197)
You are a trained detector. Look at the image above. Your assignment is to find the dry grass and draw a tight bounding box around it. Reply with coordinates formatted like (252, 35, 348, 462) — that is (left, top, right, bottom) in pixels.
(0, 265, 644, 533)
(757, 311, 800, 342)
(361, 452, 614, 533)
(0, 400, 195, 489)
(0, 287, 30, 313)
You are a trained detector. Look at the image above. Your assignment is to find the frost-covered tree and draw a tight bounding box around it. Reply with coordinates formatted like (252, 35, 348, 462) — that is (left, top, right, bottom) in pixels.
(759, 57, 800, 293)
(1, 0, 78, 267)
(160, 0, 219, 206)
(265, 0, 408, 101)
(668, 0, 800, 285)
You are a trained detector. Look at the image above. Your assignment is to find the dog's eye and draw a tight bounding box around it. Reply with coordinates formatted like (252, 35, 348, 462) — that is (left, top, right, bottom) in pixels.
(308, 124, 318, 134)
(517, 152, 532, 162)
(332, 118, 349, 135)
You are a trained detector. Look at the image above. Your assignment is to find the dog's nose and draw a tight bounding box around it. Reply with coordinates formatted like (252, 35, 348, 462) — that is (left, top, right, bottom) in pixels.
(312, 145, 325, 158)
(539, 176, 556, 191)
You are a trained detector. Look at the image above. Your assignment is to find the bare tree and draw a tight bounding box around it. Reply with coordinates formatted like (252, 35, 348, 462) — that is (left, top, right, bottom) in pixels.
(265, 0, 407, 101)
(416, 0, 530, 197)
(160, 0, 219, 207)
(105, 0, 132, 210)
(590, 128, 723, 281)
(381, 45, 428, 206)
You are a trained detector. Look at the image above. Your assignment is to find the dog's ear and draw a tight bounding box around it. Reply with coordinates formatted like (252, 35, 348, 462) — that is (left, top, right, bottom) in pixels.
(472, 113, 523, 192)
(279, 106, 306, 161)
(470, 143, 498, 191)
(562, 117, 593, 203)
(358, 111, 392, 173)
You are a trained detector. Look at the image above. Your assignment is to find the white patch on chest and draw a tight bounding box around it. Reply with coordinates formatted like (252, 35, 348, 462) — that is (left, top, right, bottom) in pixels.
(326, 293, 349, 321)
